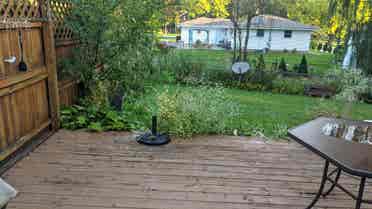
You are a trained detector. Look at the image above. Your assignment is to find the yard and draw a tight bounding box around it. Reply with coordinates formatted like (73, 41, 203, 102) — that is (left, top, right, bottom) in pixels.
(137, 84, 372, 139)
(2, 1, 372, 209)
(177, 49, 336, 75)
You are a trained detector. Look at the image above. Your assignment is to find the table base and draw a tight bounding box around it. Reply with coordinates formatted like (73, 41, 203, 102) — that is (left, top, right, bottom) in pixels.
(307, 160, 371, 209)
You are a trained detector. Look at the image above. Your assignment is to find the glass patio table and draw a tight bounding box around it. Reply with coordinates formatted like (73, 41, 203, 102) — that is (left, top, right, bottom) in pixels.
(288, 117, 372, 209)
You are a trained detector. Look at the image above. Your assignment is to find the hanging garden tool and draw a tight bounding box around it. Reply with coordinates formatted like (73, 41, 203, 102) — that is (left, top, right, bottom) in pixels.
(18, 30, 28, 72)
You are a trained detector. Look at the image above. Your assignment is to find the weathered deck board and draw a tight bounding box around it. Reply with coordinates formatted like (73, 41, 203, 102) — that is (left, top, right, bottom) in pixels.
(3, 130, 372, 209)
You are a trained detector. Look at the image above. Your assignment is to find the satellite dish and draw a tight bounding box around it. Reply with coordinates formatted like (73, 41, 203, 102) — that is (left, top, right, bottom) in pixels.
(232, 62, 250, 74)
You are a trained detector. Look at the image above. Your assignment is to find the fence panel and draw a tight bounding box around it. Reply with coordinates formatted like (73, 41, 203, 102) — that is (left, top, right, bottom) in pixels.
(50, 0, 80, 107)
(0, 0, 59, 161)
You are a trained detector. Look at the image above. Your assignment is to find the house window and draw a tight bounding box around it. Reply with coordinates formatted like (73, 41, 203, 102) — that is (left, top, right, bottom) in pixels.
(256, 29, 265, 37)
(284, 30, 293, 38)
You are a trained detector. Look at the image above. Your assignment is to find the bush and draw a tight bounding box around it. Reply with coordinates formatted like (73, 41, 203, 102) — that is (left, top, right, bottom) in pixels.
(60, 95, 153, 132)
(155, 51, 206, 85)
(279, 58, 288, 72)
(336, 70, 372, 102)
(256, 54, 266, 71)
(194, 40, 203, 48)
(61, 102, 129, 132)
(298, 55, 308, 74)
(272, 77, 307, 95)
(292, 64, 299, 72)
(156, 86, 240, 138)
(64, 0, 165, 104)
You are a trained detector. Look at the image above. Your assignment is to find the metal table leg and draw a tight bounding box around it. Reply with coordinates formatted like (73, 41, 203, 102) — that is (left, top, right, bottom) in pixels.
(323, 168, 341, 197)
(306, 160, 329, 209)
(355, 177, 366, 209)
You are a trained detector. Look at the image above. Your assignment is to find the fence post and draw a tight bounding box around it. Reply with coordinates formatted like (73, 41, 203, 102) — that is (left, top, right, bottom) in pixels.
(41, 0, 60, 130)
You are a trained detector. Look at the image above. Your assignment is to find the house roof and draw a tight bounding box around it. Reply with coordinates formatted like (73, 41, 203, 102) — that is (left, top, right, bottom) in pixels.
(179, 17, 233, 28)
(179, 15, 319, 31)
(250, 15, 319, 31)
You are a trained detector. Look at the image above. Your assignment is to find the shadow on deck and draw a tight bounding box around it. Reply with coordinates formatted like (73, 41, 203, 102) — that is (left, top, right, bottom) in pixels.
(3, 130, 372, 209)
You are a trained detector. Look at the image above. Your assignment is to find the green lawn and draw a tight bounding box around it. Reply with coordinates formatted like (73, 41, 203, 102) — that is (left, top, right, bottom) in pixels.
(177, 49, 336, 75)
(141, 84, 372, 139)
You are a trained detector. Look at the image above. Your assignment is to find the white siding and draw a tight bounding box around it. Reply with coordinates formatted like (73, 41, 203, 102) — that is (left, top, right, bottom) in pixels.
(181, 28, 190, 44)
(240, 29, 312, 51)
(181, 27, 312, 51)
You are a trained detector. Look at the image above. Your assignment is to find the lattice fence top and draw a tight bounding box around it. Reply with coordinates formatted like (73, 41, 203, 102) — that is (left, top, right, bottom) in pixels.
(0, 0, 43, 21)
(0, 0, 75, 42)
(50, 0, 74, 42)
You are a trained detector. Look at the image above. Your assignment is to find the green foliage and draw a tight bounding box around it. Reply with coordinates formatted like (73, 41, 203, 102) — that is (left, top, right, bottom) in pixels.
(336, 70, 372, 102)
(306, 99, 343, 119)
(358, 22, 372, 75)
(272, 77, 307, 95)
(139, 84, 372, 140)
(60, 96, 153, 132)
(329, 0, 372, 74)
(256, 54, 266, 71)
(181, 0, 231, 18)
(60, 102, 128, 132)
(156, 85, 240, 138)
(298, 55, 308, 74)
(279, 58, 288, 72)
(154, 51, 206, 84)
(65, 0, 165, 101)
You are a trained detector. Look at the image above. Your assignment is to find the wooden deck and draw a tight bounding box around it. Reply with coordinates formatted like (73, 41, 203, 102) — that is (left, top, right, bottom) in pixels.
(3, 130, 372, 209)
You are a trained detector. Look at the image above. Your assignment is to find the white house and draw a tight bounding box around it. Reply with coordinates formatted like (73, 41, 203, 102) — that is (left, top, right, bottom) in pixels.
(179, 15, 319, 52)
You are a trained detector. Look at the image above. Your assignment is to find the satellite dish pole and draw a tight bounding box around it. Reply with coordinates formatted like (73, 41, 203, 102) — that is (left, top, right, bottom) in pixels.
(232, 62, 251, 84)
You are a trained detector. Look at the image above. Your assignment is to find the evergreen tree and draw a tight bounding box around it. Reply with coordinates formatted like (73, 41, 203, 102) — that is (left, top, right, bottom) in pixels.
(298, 55, 308, 74)
(256, 54, 266, 71)
(279, 58, 287, 72)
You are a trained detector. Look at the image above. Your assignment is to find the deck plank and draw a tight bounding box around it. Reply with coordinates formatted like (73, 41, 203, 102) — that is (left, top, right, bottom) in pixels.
(3, 130, 372, 209)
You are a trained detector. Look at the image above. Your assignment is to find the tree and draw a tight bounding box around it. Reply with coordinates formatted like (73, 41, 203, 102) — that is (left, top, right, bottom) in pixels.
(229, 0, 268, 63)
(66, 0, 166, 99)
(279, 58, 287, 72)
(328, 0, 372, 74)
(298, 55, 308, 74)
(256, 54, 266, 71)
(182, 0, 231, 18)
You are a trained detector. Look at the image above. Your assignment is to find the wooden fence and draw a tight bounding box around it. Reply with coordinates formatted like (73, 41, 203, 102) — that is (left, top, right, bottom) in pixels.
(0, 0, 79, 161)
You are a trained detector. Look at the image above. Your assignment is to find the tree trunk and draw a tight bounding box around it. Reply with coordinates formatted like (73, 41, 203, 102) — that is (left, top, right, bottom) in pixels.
(233, 26, 237, 63)
(231, 0, 240, 63)
(243, 16, 251, 61)
(238, 28, 243, 61)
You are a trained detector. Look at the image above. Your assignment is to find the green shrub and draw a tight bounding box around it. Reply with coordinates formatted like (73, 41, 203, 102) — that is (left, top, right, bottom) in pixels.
(155, 52, 206, 84)
(64, 0, 165, 102)
(336, 70, 372, 102)
(156, 86, 240, 138)
(272, 77, 307, 95)
(194, 40, 203, 48)
(298, 55, 308, 74)
(60, 101, 129, 132)
(279, 58, 288, 72)
(256, 54, 266, 71)
(292, 64, 299, 72)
